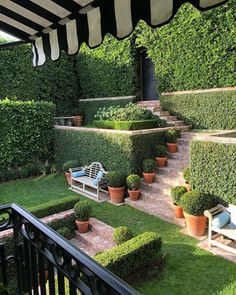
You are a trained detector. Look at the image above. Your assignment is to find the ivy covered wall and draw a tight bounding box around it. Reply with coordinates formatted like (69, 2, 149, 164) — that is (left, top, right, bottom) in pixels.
(135, 1, 236, 92)
(76, 36, 137, 98)
(0, 41, 79, 115)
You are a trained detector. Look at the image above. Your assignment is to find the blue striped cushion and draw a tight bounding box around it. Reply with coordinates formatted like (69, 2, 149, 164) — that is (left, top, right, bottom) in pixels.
(212, 212, 230, 229)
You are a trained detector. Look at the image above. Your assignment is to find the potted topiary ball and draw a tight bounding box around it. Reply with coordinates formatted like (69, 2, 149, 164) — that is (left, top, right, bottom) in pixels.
(106, 171, 126, 204)
(74, 201, 92, 233)
(142, 159, 156, 183)
(155, 145, 168, 167)
(165, 130, 178, 153)
(183, 167, 191, 191)
(63, 160, 81, 185)
(171, 186, 187, 218)
(180, 191, 213, 236)
(126, 174, 141, 201)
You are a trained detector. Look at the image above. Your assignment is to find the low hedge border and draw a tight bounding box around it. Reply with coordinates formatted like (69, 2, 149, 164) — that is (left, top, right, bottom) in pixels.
(93, 120, 159, 130)
(160, 91, 236, 129)
(190, 140, 236, 205)
(30, 195, 80, 218)
(95, 232, 162, 279)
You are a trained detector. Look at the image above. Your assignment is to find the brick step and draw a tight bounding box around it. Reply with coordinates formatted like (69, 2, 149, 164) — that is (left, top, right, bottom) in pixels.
(169, 121, 185, 127)
(154, 176, 185, 186)
(89, 218, 114, 243)
(165, 159, 189, 169)
(70, 218, 116, 257)
(70, 238, 97, 256)
(125, 199, 185, 227)
(154, 111, 170, 116)
(141, 182, 172, 194)
(140, 191, 171, 203)
(160, 115, 178, 121)
(141, 186, 171, 198)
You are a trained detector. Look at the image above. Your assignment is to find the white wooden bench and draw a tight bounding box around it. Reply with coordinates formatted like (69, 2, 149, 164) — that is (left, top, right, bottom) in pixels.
(204, 205, 236, 255)
(70, 162, 108, 202)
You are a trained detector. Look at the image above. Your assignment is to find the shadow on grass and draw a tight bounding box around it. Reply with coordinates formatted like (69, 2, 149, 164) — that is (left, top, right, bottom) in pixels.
(136, 242, 236, 295)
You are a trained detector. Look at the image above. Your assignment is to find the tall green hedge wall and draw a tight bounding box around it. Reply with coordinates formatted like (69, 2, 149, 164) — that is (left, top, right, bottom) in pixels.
(76, 36, 137, 98)
(160, 91, 236, 130)
(54, 128, 165, 175)
(135, 1, 236, 91)
(0, 100, 55, 170)
(0, 43, 79, 115)
(190, 140, 236, 205)
(78, 97, 135, 125)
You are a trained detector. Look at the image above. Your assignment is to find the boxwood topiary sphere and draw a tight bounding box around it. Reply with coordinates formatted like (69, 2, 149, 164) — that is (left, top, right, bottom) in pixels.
(106, 171, 126, 188)
(126, 174, 141, 190)
(165, 130, 178, 143)
(180, 191, 214, 216)
(74, 201, 92, 221)
(113, 226, 133, 245)
(155, 145, 167, 157)
(142, 159, 156, 173)
(171, 186, 188, 205)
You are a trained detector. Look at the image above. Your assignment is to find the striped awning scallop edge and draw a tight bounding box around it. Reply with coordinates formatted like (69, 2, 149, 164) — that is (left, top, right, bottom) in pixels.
(0, 0, 229, 66)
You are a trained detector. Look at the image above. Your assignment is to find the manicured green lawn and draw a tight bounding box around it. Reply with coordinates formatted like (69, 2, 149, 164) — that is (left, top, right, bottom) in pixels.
(0, 173, 74, 210)
(1, 175, 236, 295)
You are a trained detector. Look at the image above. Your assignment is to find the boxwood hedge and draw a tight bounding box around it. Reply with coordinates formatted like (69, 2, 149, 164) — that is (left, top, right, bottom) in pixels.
(0, 99, 55, 171)
(78, 97, 135, 125)
(95, 232, 162, 279)
(93, 119, 159, 130)
(54, 128, 166, 175)
(160, 91, 236, 129)
(190, 140, 236, 204)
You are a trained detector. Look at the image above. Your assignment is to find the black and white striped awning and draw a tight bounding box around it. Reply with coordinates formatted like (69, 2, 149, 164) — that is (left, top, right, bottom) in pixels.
(0, 0, 229, 66)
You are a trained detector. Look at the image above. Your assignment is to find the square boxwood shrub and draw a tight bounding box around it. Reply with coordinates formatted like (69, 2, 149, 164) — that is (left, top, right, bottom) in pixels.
(190, 140, 236, 205)
(95, 232, 162, 279)
(160, 91, 236, 130)
(54, 128, 166, 175)
(0, 99, 55, 171)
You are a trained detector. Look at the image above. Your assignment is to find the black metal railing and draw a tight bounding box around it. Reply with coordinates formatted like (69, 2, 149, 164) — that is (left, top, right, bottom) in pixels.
(0, 204, 138, 295)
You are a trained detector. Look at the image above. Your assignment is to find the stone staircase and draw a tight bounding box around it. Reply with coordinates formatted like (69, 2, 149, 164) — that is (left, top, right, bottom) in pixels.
(138, 100, 190, 131)
(70, 218, 116, 256)
(126, 132, 203, 227)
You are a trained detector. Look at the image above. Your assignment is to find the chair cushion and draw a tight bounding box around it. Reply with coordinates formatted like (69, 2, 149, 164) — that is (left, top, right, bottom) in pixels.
(93, 171, 104, 186)
(228, 204, 236, 228)
(212, 212, 230, 229)
(72, 170, 85, 178)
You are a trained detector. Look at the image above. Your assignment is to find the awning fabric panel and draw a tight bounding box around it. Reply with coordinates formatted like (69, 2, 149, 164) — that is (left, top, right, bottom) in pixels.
(0, 0, 229, 66)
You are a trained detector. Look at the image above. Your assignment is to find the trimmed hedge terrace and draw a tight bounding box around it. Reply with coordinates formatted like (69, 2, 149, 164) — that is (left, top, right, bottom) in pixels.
(160, 91, 236, 129)
(190, 138, 236, 205)
(54, 127, 166, 175)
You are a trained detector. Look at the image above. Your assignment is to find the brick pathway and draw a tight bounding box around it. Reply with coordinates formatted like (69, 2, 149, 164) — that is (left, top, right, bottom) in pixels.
(126, 132, 203, 227)
(70, 218, 116, 256)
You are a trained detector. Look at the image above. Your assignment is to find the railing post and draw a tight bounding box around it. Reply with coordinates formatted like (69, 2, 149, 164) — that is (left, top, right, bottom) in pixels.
(0, 243, 8, 286)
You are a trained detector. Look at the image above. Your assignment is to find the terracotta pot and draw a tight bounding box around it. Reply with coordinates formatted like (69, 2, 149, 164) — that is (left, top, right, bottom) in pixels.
(73, 116, 83, 127)
(184, 212, 207, 236)
(155, 156, 167, 167)
(143, 172, 155, 183)
(75, 219, 89, 233)
(172, 203, 184, 218)
(167, 143, 178, 153)
(108, 186, 125, 204)
(65, 171, 71, 186)
(185, 183, 191, 192)
(128, 189, 140, 201)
